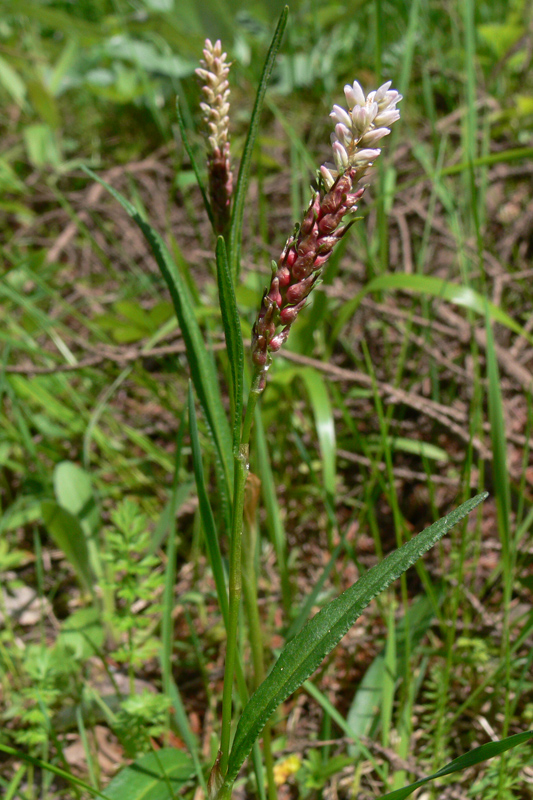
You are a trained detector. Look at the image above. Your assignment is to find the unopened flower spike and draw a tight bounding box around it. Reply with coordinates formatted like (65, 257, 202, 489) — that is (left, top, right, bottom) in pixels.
(196, 39, 234, 237)
(251, 79, 402, 392)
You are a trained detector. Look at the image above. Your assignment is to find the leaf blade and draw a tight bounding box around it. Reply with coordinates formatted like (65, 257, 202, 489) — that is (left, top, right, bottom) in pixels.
(105, 748, 195, 800)
(332, 273, 533, 346)
(228, 6, 288, 280)
(377, 729, 533, 800)
(224, 493, 488, 786)
(81, 166, 233, 515)
(216, 236, 244, 449)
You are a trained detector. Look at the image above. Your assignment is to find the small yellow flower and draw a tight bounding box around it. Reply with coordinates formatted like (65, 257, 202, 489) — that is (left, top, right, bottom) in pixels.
(273, 754, 302, 786)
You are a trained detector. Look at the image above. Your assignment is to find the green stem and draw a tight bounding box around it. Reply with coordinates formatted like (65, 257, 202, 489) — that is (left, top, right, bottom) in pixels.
(242, 481, 277, 800)
(219, 445, 248, 774)
(242, 369, 264, 446)
(219, 368, 264, 775)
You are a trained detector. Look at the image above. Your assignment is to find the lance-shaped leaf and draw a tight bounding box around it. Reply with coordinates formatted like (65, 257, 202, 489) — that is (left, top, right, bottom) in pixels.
(228, 5, 288, 280)
(81, 166, 233, 523)
(222, 492, 488, 788)
(216, 236, 244, 449)
(378, 729, 533, 800)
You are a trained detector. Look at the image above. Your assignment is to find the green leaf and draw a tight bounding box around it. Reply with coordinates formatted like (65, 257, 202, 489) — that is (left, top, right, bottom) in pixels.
(0, 55, 27, 106)
(41, 501, 94, 591)
(105, 747, 195, 800)
(216, 236, 244, 449)
(54, 461, 99, 536)
(299, 368, 336, 498)
(0, 743, 111, 799)
(378, 729, 533, 800)
(223, 493, 488, 788)
(228, 6, 289, 280)
(485, 307, 511, 557)
(332, 273, 533, 347)
(175, 97, 214, 230)
(81, 166, 233, 519)
(188, 383, 229, 626)
(57, 606, 105, 660)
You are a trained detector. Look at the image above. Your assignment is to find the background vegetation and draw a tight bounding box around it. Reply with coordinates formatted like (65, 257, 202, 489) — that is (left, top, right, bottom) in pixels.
(1, 0, 533, 798)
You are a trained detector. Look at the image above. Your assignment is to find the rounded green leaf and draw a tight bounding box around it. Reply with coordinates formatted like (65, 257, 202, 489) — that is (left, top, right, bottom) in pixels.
(105, 748, 195, 800)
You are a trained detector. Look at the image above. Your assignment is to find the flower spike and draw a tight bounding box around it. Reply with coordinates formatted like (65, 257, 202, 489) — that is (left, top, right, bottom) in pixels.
(251, 79, 402, 391)
(196, 39, 234, 236)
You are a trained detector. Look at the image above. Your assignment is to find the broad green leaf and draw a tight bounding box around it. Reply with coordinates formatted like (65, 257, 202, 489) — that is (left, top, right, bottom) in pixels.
(81, 166, 233, 519)
(347, 593, 438, 754)
(378, 729, 533, 800)
(54, 461, 99, 536)
(299, 368, 336, 498)
(57, 606, 105, 660)
(223, 493, 487, 787)
(41, 501, 94, 591)
(105, 748, 195, 800)
(346, 654, 385, 743)
(332, 273, 533, 347)
(228, 6, 289, 280)
(216, 237, 244, 449)
(0, 55, 26, 106)
(23, 123, 61, 168)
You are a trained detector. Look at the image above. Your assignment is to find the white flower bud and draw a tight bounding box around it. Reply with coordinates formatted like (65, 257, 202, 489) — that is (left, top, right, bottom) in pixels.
(320, 78, 401, 186)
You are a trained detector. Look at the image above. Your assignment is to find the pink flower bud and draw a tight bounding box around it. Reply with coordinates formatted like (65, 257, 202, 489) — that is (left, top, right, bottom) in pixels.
(269, 329, 290, 351)
(318, 209, 345, 234)
(284, 248, 297, 268)
(276, 265, 291, 286)
(286, 274, 315, 304)
(267, 277, 282, 308)
(280, 298, 307, 324)
(300, 194, 320, 236)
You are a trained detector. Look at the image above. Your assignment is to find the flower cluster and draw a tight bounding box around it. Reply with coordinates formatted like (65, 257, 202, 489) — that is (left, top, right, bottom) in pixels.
(196, 39, 234, 235)
(251, 80, 402, 387)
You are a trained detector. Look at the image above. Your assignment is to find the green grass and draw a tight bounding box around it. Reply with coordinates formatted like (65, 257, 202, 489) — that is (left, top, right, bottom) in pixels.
(1, 0, 533, 798)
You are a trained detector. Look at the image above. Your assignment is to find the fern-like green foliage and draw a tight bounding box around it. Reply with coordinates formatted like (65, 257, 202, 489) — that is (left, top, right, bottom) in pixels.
(102, 499, 164, 666)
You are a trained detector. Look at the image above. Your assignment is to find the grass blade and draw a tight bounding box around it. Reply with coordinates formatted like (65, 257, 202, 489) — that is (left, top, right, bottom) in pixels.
(253, 406, 292, 613)
(299, 367, 336, 500)
(377, 729, 533, 800)
(223, 493, 488, 787)
(228, 5, 288, 280)
(331, 273, 533, 346)
(176, 97, 215, 230)
(216, 236, 244, 449)
(188, 383, 229, 625)
(0, 745, 111, 800)
(81, 166, 233, 515)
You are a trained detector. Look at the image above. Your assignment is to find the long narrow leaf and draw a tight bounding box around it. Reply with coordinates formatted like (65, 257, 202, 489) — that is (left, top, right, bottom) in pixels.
(81, 166, 233, 513)
(228, 6, 288, 280)
(378, 729, 533, 800)
(223, 493, 487, 787)
(216, 236, 244, 449)
(299, 368, 336, 499)
(188, 383, 229, 625)
(0, 744, 111, 800)
(331, 273, 533, 346)
(175, 97, 214, 229)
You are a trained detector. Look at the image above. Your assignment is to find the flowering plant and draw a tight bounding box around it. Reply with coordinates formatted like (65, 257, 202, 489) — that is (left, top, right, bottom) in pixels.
(81, 8, 500, 800)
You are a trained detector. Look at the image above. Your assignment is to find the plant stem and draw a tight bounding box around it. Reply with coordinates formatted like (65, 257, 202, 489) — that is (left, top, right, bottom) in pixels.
(242, 475, 277, 800)
(219, 369, 263, 775)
